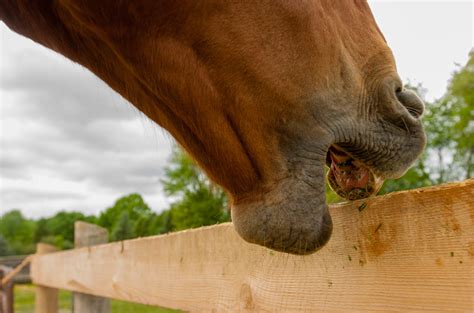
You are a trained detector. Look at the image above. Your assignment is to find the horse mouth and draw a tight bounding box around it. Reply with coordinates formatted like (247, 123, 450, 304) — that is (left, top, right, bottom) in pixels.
(326, 145, 384, 200)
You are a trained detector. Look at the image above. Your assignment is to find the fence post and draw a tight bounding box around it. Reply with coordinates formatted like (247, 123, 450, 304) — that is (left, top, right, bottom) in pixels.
(0, 266, 14, 313)
(35, 243, 58, 313)
(73, 222, 110, 313)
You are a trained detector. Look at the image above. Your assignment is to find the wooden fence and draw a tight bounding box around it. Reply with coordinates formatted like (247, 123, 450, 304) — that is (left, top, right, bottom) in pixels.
(0, 266, 14, 313)
(0, 256, 30, 284)
(20, 180, 474, 312)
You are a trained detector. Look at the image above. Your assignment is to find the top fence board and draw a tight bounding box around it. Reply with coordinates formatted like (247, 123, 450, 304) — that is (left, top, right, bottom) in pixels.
(31, 180, 474, 312)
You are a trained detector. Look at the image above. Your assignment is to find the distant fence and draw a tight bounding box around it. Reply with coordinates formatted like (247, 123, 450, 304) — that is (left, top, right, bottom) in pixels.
(0, 256, 30, 284)
(9, 180, 474, 312)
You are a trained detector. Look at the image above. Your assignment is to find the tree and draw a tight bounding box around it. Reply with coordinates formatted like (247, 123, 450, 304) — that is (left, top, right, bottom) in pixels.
(111, 211, 135, 241)
(162, 147, 229, 230)
(36, 212, 96, 249)
(170, 188, 228, 230)
(446, 51, 474, 179)
(149, 210, 172, 235)
(0, 234, 10, 256)
(34, 211, 96, 250)
(98, 193, 154, 239)
(0, 210, 36, 255)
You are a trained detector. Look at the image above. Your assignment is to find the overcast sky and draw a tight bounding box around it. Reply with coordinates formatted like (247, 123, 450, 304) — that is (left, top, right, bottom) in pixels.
(1, 1, 473, 219)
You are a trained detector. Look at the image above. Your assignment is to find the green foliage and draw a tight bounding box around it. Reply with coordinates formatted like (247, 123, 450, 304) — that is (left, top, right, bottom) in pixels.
(162, 147, 229, 230)
(34, 211, 96, 250)
(14, 284, 181, 313)
(98, 193, 152, 230)
(0, 234, 10, 255)
(134, 215, 154, 238)
(140, 210, 172, 236)
(0, 194, 169, 255)
(0, 210, 36, 255)
(445, 51, 474, 179)
(98, 193, 166, 240)
(14, 284, 72, 313)
(170, 188, 228, 230)
(111, 299, 181, 313)
(112, 211, 135, 241)
(154, 210, 173, 234)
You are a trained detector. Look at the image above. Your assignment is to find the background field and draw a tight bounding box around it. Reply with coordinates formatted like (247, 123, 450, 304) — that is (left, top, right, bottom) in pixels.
(14, 284, 180, 313)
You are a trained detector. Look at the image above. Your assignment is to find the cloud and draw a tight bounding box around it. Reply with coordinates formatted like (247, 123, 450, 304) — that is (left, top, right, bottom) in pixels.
(0, 23, 174, 218)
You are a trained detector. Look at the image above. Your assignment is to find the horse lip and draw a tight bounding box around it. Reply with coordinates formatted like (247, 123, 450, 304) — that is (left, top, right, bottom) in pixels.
(326, 144, 352, 167)
(326, 144, 384, 200)
(326, 144, 347, 167)
(327, 144, 370, 172)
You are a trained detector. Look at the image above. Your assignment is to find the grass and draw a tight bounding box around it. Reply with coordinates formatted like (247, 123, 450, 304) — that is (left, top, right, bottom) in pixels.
(14, 284, 181, 313)
(14, 285, 71, 313)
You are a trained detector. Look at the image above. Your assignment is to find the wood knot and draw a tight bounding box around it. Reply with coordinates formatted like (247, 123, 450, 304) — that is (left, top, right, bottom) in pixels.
(239, 283, 254, 310)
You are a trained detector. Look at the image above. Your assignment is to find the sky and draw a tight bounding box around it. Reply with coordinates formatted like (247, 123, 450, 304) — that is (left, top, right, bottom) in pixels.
(1, 1, 473, 219)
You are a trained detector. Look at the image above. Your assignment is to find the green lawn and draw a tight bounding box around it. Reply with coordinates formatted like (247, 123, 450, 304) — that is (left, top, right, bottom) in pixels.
(14, 284, 181, 313)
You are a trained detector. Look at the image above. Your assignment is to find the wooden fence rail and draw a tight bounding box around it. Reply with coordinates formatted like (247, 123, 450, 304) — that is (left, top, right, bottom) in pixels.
(31, 180, 474, 312)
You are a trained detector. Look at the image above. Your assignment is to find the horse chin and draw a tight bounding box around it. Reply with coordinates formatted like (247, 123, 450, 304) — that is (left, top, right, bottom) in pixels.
(231, 168, 332, 255)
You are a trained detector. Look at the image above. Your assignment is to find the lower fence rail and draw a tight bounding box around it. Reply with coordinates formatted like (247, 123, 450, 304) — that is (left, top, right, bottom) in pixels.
(31, 180, 474, 312)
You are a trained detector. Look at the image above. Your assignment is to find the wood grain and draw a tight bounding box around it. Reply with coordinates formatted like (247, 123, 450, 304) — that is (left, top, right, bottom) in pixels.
(31, 180, 474, 312)
(73, 222, 110, 313)
(34, 244, 58, 313)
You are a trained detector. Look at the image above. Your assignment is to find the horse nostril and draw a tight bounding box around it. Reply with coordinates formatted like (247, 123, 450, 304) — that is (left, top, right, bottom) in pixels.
(396, 89, 424, 118)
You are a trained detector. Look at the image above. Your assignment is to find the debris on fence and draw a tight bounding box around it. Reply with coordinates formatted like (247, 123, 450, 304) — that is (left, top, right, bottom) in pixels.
(358, 202, 367, 212)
